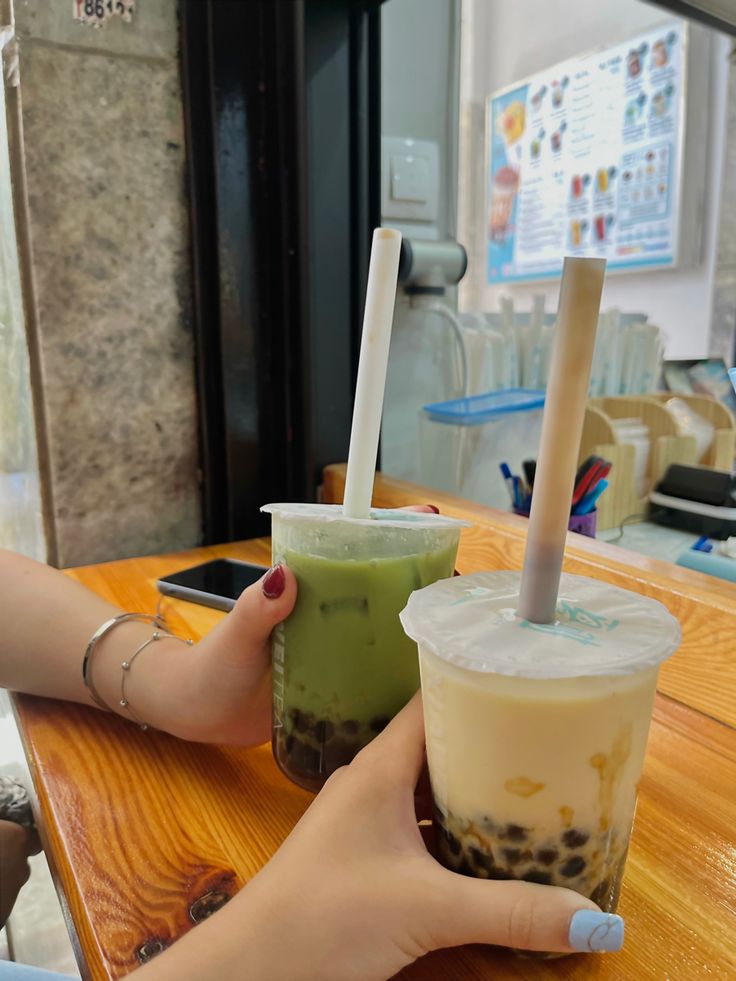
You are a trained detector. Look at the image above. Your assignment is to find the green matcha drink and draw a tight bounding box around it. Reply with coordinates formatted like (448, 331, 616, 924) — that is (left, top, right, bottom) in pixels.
(262, 503, 465, 792)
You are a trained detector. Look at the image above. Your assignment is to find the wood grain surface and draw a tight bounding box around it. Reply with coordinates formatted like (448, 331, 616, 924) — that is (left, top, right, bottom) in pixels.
(12, 477, 736, 980)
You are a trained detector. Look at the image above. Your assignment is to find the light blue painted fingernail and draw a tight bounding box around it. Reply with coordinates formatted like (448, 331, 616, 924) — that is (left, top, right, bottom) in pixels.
(569, 910, 625, 953)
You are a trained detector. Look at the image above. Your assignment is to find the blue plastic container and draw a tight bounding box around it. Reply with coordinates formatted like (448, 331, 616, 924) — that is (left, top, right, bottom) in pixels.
(420, 389, 546, 511)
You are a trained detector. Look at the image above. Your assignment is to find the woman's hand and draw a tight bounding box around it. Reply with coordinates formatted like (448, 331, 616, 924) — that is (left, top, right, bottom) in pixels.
(161, 563, 297, 745)
(138, 695, 623, 981)
(158, 504, 442, 746)
(0, 547, 295, 747)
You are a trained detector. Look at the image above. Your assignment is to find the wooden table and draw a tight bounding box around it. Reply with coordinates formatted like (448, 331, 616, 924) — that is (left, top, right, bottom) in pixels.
(13, 466, 736, 980)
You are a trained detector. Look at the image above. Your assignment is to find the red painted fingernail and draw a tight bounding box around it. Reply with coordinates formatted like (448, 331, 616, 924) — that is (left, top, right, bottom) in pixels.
(453, 569, 460, 576)
(426, 504, 440, 514)
(262, 565, 286, 599)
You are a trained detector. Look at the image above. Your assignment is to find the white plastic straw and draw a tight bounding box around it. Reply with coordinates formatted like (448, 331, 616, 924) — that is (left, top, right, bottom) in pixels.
(518, 257, 606, 623)
(343, 227, 402, 519)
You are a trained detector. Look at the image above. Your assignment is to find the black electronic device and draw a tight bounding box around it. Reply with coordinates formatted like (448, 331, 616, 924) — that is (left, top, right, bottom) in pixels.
(157, 558, 268, 612)
(650, 464, 736, 539)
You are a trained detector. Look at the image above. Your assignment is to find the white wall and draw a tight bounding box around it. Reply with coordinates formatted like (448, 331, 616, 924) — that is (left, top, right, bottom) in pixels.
(381, 0, 462, 481)
(458, 0, 732, 359)
(381, 0, 460, 238)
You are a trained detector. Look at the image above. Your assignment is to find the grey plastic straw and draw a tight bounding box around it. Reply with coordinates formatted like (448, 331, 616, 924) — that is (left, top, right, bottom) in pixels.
(518, 257, 606, 624)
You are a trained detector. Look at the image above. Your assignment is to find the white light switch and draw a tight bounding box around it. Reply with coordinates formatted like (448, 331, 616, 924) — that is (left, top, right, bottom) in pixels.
(381, 137, 439, 235)
(391, 154, 430, 202)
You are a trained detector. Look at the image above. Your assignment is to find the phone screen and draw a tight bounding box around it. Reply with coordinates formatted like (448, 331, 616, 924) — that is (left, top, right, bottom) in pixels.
(159, 559, 267, 602)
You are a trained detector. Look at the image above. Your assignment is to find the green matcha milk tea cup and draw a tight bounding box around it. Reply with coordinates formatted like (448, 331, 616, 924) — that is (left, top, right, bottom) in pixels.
(400, 571, 680, 920)
(262, 503, 467, 792)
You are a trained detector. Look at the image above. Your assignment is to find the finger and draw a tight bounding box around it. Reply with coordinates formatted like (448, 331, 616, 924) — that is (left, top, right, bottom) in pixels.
(225, 564, 298, 649)
(426, 871, 623, 954)
(353, 692, 426, 787)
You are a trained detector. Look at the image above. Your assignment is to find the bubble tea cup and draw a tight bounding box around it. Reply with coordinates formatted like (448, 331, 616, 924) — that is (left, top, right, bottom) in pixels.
(264, 503, 466, 792)
(400, 571, 680, 929)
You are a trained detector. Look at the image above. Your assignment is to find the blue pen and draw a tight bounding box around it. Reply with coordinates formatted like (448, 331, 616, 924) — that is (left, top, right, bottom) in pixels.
(575, 479, 608, 515)
(499, 463, 516, 505)
(512, 475, 522, 510)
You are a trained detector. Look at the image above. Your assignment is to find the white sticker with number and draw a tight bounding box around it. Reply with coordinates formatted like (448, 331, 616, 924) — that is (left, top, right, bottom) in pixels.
(74, 0, 135, 27)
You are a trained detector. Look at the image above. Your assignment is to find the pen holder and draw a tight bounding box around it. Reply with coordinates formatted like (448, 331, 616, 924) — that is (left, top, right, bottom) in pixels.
(513, 507, 597, 538)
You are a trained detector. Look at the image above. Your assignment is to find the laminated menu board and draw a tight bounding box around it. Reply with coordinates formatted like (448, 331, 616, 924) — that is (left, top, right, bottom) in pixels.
(487, 21, 688, 284)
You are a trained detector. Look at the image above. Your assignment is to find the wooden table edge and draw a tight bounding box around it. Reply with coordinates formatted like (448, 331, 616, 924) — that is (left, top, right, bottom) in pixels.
(11, 693, 102, 981)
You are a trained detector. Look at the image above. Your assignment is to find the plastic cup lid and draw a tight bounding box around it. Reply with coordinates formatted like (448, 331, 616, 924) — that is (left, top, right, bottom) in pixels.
(261, 502, 469, 530)
(400, 571, 680, 679)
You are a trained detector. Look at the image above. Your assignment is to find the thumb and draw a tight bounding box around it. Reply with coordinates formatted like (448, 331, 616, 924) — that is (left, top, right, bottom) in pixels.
(425, 870, 623, 955)
(225, 564, 298, 647)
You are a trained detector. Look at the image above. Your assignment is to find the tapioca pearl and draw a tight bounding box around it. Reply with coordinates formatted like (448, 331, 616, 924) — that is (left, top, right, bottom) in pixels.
(501, 823, 529, 842)
(370, 715, 390, 733)
(438, 842, 461, 868)
(501, 847, 523, 865)
(490, 867, 515, 880)
(455, 859, 477, 877)
(560, 856, 586, 878)
(536, 848, 559, 866)
(340, 719, 359, 737)
(442, 826, 457, 846)
(288, 708, 312, 733)
(314, 719, 335, 742)
(443, 832, 462, 857)
(469, 846, 496, 874)
(323, 737, 358, 769)
(562, 828, 590, 848)
(521, 869, 552, 885)
(285, 734, 322, 775)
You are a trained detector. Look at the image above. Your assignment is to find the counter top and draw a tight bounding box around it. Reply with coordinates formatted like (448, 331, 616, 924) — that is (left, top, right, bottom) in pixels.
(12, 470, 736, 979)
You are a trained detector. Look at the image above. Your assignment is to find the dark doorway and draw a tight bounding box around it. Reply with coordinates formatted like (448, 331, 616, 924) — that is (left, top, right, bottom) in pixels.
(180, 0, 382, 544)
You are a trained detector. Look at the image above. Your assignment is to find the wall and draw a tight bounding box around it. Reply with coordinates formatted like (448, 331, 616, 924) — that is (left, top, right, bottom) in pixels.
(380, 0, 462, 480)
(12, 0, 200, 566)
(0, 34, 44, 559)
(381, 0, 460, 240)
(458, 0, 732, 360)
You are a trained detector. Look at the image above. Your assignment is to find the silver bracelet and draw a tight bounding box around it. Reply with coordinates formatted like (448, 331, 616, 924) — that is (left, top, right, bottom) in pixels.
(82, 613, 164, 712)
(119, 629, 193, 730)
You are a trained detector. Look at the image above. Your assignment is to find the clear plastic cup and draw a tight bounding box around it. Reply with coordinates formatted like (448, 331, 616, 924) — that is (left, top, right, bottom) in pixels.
(400, 571, 680, 921)
(262, 504, 467, 792)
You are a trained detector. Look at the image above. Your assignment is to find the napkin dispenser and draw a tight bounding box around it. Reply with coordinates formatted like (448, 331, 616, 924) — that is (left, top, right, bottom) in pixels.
(650, 464, 736, 539)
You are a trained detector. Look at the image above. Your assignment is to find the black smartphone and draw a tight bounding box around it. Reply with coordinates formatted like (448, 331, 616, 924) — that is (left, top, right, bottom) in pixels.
(156, 558, 268, 612)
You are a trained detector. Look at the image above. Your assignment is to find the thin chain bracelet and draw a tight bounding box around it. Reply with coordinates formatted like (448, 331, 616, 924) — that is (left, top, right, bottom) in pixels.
(119, 629, 194, 730)
(83, 613, 165, 712)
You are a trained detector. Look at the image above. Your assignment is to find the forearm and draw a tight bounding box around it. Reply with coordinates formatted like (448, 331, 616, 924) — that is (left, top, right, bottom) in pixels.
(0, 550, 190, 732)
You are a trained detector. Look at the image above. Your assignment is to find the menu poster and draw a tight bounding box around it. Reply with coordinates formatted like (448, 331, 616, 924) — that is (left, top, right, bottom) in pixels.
(487, 21, 686, 284)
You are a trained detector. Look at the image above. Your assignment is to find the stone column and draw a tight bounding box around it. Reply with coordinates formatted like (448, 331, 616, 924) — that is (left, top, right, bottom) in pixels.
(13, 0, 200, 566)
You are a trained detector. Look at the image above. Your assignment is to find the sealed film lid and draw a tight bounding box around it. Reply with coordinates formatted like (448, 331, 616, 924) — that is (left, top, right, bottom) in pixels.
(400, 571, 680, 679)
(261, 503, 469, 531)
